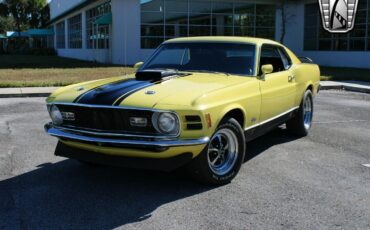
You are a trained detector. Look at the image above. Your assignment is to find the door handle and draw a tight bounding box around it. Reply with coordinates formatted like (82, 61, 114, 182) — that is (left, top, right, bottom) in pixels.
(288, 75, 296, 82)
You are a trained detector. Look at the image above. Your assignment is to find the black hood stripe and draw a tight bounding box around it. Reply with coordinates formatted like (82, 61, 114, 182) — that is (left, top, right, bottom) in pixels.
(74, 73, 187, 106)
(113, 81, 153, 106)
(76, 78, 153, 105)
(73, 78, 134, 103)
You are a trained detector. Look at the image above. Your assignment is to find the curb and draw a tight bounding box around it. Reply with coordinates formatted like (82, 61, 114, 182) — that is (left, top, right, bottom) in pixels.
(319, 85, 343, 91)
(320, 84, 370, 94)
(0, 92, 51, 98)
(343, 85, 370, 94)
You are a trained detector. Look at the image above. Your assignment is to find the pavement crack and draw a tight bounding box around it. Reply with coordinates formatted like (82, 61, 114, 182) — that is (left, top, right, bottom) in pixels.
(5, 120, 13, 137)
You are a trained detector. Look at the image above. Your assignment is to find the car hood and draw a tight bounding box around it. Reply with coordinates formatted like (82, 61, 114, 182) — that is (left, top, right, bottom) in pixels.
(48, 73, 252, 108)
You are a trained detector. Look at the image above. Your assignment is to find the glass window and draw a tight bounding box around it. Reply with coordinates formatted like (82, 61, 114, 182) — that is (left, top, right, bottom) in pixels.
(140, 0, 276, 49)
(260, 45, 286, 74)
(349, 39, 366, 50)
(304, 2, 370, 51)
(189, 0, 211, 13)
(142, 42, 256, 76)
(141, 0, 164, 12)
(278, 48, 292, 69)
(86, 1, 111, 49)
(56, 21, 65, 49)
(68, 14, 82, 49)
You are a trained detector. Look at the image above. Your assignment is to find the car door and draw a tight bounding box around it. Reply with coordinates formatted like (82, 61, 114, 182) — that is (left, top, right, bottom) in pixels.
(258, 44, 296, 122)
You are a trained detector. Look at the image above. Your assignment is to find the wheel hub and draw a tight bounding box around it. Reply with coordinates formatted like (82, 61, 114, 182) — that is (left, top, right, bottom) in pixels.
(207, 129, 238, 176)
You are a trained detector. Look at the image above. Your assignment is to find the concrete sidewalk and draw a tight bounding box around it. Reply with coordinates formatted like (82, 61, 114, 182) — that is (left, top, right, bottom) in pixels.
(0, 87, 59, 98)
(0, 81, 369, 98)
(320, 81, 370, 94)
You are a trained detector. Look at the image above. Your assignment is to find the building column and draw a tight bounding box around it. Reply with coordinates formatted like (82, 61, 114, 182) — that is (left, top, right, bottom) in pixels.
(111, 0, 141, 65)
(64, 20, 68, 49)
(81, 11, 87, 50)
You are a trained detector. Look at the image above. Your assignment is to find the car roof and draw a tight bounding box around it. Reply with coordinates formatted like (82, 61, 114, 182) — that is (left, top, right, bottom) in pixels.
(164, 36, 281, 46)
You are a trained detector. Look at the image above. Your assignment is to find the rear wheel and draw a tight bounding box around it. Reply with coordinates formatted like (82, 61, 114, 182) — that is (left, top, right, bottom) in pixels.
(286, 90, 313, 136)
(188, 118, 246, 185)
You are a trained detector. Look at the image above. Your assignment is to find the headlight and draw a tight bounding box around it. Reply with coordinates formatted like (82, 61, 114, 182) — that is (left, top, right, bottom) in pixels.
(49, 105, 63, 125)
(153, 112, 179, 135)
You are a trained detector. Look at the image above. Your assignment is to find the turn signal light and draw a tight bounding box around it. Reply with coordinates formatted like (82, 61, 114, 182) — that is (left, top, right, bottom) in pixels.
(205, 113, 212, 128)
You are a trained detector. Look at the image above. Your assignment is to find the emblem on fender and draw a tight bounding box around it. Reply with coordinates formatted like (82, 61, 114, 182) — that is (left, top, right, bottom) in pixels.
(318, 0, 358, 33)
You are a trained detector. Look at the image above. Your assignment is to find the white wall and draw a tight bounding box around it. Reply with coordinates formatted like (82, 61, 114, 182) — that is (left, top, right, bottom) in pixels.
(57, 49, 110, 63)
(111, 0, 155, 65)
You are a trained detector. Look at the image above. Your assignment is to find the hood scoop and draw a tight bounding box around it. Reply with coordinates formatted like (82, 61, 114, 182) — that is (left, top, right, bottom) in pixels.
(135, 69, 185, 81)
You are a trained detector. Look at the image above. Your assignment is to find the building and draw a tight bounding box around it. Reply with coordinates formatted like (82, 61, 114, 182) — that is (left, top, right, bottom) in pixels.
(48, 0, 370, 68)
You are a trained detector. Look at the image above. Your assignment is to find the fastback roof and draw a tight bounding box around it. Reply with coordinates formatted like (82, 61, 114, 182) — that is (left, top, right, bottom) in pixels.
(164, 36, 280, 46)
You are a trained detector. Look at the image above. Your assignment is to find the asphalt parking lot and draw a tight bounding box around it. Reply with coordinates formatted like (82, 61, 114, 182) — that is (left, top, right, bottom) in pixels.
(0, 90, 369, 229)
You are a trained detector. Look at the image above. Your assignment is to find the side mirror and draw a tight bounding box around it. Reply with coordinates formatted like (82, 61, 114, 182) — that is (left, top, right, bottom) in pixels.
(261, 64, 273, 75)
(259, 64, 273, 80)
(134, 62, 144, 70)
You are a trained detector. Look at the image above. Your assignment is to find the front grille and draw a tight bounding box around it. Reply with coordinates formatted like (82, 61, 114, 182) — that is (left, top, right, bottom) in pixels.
(56, 104, 158, 134)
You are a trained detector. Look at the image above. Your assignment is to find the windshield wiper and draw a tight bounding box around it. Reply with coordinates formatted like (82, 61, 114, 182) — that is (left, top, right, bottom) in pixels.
(185, 70, 230, 76)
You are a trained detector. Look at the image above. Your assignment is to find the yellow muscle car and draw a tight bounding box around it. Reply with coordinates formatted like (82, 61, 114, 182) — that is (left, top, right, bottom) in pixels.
(45, 37, 320, 184)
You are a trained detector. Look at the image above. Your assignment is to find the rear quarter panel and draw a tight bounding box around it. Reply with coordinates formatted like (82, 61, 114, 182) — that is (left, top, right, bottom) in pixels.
(291, 63, 320, 106)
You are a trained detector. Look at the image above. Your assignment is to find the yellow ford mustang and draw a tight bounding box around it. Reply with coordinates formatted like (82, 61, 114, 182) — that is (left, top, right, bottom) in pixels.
(45, 37, 320, 184)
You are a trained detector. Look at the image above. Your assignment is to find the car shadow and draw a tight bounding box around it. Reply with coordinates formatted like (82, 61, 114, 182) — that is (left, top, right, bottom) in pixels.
(244, 126, 300, 162)
(0, 126, 299, 229)
(0, 160, 216, 229)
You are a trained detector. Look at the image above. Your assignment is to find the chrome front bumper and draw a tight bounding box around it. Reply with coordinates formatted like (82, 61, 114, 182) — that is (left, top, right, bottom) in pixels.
(44, 123, 209, 149)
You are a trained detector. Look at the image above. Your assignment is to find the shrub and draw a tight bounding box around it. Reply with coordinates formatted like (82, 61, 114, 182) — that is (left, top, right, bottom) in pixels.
(27, 48, 57, 56)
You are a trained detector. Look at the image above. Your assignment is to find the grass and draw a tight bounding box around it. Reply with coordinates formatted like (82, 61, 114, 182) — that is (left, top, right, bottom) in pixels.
(0, 55, 135, 88)
(320, 66, 370, 82)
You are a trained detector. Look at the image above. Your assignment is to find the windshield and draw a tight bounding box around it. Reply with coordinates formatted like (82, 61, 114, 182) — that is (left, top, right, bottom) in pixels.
(141, 42, 256, 76)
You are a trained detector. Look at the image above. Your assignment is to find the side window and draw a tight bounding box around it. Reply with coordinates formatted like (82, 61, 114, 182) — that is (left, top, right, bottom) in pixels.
(259, 45, 289, 75)
(278, 48, 292, 70)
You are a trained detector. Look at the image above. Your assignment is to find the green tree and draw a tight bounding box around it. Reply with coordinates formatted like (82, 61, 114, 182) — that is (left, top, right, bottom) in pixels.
(0, 15, 15, 34)
(2, 0, 49, 33)
(0, 2, 8, 16)
(4, 0, 29, 33)
(28, 0, 48, 28)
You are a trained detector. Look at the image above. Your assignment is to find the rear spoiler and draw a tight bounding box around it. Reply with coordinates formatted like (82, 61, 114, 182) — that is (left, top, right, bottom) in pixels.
(298, 57, 314, 64)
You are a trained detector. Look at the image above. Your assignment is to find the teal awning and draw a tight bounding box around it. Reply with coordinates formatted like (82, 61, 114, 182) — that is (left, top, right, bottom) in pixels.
(28, 29, 54, 36)
(94, 13, 112, 25)
(0, 34, 6, 39)
(7, 31, 29, 38)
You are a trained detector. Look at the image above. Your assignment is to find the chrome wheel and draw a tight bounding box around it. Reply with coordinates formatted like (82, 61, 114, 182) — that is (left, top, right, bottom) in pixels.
(303, 95, 313, 129)
(207, 129, 238, 176)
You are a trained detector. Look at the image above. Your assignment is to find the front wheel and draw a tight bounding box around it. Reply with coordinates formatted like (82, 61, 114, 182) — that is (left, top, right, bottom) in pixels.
(286, 90, 314, 136)
(187, 118, 246, 185)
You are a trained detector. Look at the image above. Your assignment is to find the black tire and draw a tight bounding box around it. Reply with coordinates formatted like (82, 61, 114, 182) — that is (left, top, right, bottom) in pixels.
(286, 90, 313, 136)
(187, 118, 246, 185)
